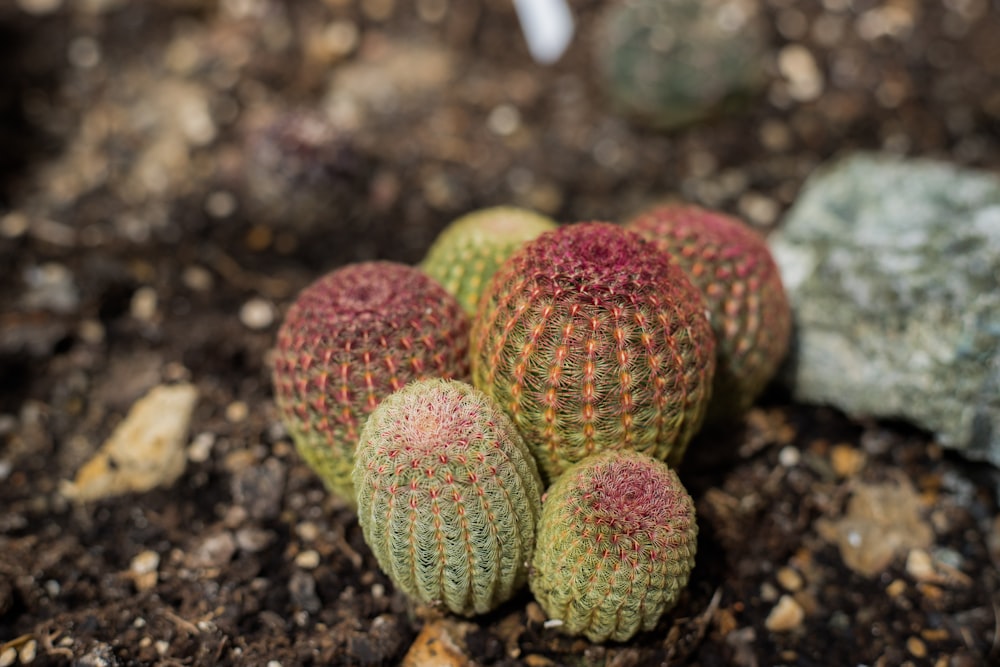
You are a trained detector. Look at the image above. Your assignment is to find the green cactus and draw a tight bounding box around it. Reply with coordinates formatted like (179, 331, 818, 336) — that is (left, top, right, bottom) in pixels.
(530, 450, 698, 643)
(471, 222, 716, 482)
(627, 202, 792, 420)
(352, 379, 543, 616)
(271, 262, 469, 504)
(420, 206, 558, 315)
(594, 0, 767, 130)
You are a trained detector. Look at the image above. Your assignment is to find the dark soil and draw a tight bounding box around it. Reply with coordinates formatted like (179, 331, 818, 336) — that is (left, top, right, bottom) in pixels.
(2, 1, 999, 665)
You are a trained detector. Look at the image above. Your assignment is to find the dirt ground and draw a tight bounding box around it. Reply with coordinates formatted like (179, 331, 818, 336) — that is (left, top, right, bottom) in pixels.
(1, 1, 999, 665)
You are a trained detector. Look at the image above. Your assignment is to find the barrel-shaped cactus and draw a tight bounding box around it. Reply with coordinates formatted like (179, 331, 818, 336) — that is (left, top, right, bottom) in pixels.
(530, 450, 698, 643)
(472, 222, 715, 481)
(627, 203, 791, 419)
(272, 262, 469, 503)
(420, 206, 558, 315)
(353, 379, 543, 616)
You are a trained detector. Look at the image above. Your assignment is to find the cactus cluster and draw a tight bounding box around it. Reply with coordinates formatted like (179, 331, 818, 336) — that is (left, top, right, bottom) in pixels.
(471, 222, 716, 481)
(627, 203, 792, 419)
(353, 379, 543, 616)
(530, 450, 698, 643)
(420, 206, 558, 315)
(271, 261, 469, 503)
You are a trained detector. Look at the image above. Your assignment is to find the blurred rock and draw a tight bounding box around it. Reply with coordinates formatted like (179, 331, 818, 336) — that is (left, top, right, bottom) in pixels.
(593, 0, 767, 130)
(771, 153, 1000, 466)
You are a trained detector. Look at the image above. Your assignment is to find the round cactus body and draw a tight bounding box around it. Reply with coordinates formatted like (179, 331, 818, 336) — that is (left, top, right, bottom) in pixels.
(353, 379, 544, 616)
(420, 206, 558, 315)
(627, 203, 791, 419)
(530, 450, 698, 643)
(272, 262, 469, 503)
(471, 222, 715, 481)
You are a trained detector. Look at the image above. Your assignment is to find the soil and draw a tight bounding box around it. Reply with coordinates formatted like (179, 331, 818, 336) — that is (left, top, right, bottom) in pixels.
(2, 1, 1000, 666)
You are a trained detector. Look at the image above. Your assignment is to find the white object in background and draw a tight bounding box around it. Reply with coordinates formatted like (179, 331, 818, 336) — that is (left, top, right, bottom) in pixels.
(513, 0, 575, 65)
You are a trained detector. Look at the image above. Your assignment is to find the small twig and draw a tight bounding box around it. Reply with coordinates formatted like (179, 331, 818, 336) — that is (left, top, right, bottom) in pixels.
(161, 609, 201, 636)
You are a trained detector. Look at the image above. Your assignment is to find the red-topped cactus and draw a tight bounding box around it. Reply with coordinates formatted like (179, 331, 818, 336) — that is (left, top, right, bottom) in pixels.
(530, 450, 698, 643)
(471, 222, 715, 481)
(272, 262, 469, 503)
(353, 379, 543, 616)
(626, 203, 791, 419)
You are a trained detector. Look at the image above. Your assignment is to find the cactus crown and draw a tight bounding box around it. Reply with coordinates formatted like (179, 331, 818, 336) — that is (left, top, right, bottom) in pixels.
(353, 379, 542, 616)
(530, 450, 698, 643)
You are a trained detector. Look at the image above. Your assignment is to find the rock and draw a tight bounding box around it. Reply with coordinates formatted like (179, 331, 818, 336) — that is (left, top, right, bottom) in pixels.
(593, 0, 767, 130)
(770, 153, 1000, 465)
(765, 595, 804, 632)
(401, 620, 470, 667)
(231, 457, 286, 521)
(815, 477, 934, 578)
(61, 383, 198, 502)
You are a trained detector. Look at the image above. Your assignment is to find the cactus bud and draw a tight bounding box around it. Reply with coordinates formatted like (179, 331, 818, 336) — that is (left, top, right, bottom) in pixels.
(530, 450, 698, 643)
(272, 262, 469, 503)
(627, 203, 791, 419)
(353, 379, 543, 616)
(472, 222, 715, 480)
(420, 206, 558, 315)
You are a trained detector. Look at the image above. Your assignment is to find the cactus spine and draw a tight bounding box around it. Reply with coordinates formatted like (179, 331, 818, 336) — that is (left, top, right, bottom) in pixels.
(353, 379, 543, 616)
(530, 450, 698, 643)
(471, 222, 716, 481)
(272, 262, 469, 503)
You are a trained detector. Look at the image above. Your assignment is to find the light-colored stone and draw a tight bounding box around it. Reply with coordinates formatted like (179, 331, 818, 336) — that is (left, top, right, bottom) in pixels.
(61, 384, 198, 501)
(771, 153, 1000, 466)
(765, 595, 804, 632)
(402, 620, 470, 667)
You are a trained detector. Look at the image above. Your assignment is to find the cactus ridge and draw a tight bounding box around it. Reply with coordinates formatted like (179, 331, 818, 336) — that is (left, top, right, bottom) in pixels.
(627, 204, 791, 418)
(472, 222, 715, 480)
(421, 206, 558, 315)
(272, 262, 469, 502)
(353, 379, 543, 616)
(530, 450, 698, 643)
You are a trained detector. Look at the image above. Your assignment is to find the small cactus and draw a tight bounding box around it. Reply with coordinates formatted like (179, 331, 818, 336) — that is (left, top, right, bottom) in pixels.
(272, 262, 469, 503)
(420, 206, 558, 315)
(472, 222, 715, 481)
(353, 379, 543, 616)
(530, 450, 698, 643)
(627, 203, 791, 419)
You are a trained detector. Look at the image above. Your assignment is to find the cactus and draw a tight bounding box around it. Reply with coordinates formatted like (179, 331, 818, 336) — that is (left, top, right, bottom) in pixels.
(530, 450, 698, 643)
(594, 0, 767, 130)
(471, 222, 715, 481)
(627, 203, 791, 419)
(352, 379, 543, 616)
(421, 206, 558, 315)
(271, 262, 469, 503)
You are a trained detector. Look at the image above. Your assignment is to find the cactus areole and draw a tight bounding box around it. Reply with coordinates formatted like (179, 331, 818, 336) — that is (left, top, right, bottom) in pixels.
(271, 262, 469, 504)
(353, 379, 543, 616)
(471, 222, 715, 481)
(530, 450, 698, 643)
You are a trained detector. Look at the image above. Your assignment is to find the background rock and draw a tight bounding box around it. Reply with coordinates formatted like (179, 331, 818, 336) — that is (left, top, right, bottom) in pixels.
(770, 153, 1000, 465)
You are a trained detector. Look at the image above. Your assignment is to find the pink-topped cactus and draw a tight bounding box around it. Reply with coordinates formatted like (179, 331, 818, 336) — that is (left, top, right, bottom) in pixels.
(530, 450, 698, 642)
(272, 262, 469, 503)
(627, 203, 791, 420)
(353, 379, 543, 616)
(471, 222, 715, 481)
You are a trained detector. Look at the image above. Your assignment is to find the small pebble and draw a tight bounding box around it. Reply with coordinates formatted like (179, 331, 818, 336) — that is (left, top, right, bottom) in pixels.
(765, 595, 805, 632)
(68, 37, 101, 69)
(779, 446, 801, 467)
(488, 104, 521, 136)
(78, 319, 106, 345)
(18, 640, 36, 664)
(225, 401, 249, 423)
(905, 549, 936, 582)
(205, 191, 236, 218)
(296, 521, 319, 542)
(778, 45, 824, 102)
(240, 298, 275, 330)
(16, 0, 62, 15)
(0, 212, 28, 238)
(906, 636, 927, 659)
(131, 550, 160, 576)
(295, 550, 321, 570)
(776, 567, 804, 592)
(0, 648, 14, 667)
(886, 579, 907, 598)
(236, 527, 275, 553)
(130, 287, 158, 322)
(830, 443, 865, 477)
(182, 266, 213, 292)
(188, 432, 215, 463)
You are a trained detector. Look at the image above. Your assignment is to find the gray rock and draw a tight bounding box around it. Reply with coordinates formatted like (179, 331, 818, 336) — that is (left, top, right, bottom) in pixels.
(770, 153, 1000, 465)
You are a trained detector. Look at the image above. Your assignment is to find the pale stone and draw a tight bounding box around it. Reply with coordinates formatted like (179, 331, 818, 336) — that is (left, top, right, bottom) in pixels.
(61, 384, 198, 502)
(765, 595, 804, 632)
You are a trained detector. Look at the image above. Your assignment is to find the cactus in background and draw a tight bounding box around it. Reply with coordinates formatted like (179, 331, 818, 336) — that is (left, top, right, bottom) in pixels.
(472, 222, 715, 481)
(627, 203, 791, 420)
(353, 379, 543, 616)
(530, 450, 698, 643)
(594, 0, 767, 130)
(272, 262, 469, 503)
(420, 206, 558, 315)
